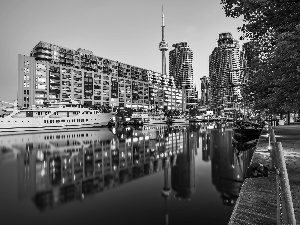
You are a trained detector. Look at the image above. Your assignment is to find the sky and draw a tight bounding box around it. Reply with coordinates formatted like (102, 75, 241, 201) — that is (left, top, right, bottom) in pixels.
(0, 0, 246, 102)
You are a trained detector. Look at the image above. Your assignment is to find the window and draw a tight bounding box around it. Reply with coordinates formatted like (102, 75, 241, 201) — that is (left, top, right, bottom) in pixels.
(36, 63, 46, 70)
(36, 70, 46, 76)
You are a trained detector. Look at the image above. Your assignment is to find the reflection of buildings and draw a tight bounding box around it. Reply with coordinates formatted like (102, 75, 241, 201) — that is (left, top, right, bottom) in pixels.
(159, 125, 198, 225)
(201, 131, 211, 162)
(209, 129, 253, 206)
(0, 126, 199, 211)
(171, 128, 196, 199)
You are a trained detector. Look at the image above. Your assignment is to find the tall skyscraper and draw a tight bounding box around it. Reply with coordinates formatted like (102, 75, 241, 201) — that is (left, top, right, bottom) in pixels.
(169, 42, 194, 89)
(200, 76, 210, 106)
(159, 6, 168, 76)
(169, 42, 195, 110)
(209, 32, 243, 116)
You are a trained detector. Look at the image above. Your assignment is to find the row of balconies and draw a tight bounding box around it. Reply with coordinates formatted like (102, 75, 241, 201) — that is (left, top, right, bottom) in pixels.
(33, 66, 185, 97)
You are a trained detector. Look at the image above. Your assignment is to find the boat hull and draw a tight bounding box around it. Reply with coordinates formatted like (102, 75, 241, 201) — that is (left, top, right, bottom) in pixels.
(0, 113, 113, 135)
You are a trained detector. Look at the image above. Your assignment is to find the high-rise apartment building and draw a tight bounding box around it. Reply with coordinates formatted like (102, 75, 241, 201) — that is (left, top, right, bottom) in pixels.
(18, 41, 183, 110)
(169, 42, 196, 110)
(209, 33, 243, 115)
(200, 76, 210, 106)
(169, 42, 194, 90)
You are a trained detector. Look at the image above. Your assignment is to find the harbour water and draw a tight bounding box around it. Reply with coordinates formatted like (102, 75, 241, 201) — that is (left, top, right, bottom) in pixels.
(0, 123, 254, 225)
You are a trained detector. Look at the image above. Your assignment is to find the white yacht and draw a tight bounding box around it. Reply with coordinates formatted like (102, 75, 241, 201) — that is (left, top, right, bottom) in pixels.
(169, 115, 189, 124)
(0, 100, 113, 134)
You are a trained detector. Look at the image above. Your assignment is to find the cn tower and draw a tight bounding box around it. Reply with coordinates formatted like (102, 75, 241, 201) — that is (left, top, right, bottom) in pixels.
(159, 5, 168, 75)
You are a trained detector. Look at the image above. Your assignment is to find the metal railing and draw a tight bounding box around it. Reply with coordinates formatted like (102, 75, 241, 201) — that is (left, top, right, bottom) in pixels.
(268, 124, 296, 225)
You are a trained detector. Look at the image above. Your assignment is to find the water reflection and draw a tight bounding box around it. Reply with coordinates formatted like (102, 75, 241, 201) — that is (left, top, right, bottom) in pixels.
(209, 128, 255, 206)
(0, 123, 255, 224)
(0, 126, 192, 211)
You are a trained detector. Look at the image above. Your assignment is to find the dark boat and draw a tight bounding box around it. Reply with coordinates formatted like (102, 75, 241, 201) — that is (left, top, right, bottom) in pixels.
(232, 121, 262, 152)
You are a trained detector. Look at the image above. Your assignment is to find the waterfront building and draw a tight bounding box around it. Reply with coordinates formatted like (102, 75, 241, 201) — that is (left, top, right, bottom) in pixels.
(209, 33, 244, 116)
(18, 41, 183, 111)
(169, 42, 197, 110)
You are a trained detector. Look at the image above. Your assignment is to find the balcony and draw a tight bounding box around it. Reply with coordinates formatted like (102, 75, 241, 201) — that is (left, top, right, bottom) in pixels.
(35, 45, 51, 52)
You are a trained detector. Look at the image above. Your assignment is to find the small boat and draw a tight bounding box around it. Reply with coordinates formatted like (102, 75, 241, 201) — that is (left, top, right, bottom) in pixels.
(167, 115, 189, 124)
(188, 115, 205, 123)
(148, 113, 167, 125)
(206, 123, 216, 129)
(232, 137, 258, 151)
(232, 121, 261, 152)
(131, 112, 150, 124)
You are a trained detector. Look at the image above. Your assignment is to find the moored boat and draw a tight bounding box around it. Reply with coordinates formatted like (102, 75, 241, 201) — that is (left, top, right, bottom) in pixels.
(167, 115, 189, 124)
(148, 113, 167, 125)
(0, 100, 113, 135)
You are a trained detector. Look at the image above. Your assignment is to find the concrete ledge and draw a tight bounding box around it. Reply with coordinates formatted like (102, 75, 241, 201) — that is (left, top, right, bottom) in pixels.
(229, 176, 277, 225)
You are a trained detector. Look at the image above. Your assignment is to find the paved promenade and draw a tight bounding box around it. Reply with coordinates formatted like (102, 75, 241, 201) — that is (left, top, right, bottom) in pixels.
(273, 124, 300, 222)
(229, 123, 300, 224)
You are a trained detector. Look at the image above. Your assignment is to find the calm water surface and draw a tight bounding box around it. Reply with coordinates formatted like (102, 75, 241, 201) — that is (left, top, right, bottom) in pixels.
(0, 123, 253, 225)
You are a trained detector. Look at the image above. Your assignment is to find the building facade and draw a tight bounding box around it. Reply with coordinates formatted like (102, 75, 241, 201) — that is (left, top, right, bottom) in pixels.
(18, 41, 183, 110)
(209, 33, 244, 115)
(200, 76, 210, 107)
(169, 42, 197, 110)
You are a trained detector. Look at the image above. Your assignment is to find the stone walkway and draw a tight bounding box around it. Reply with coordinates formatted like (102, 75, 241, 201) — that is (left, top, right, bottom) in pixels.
(229, 123, 300, 224)
(273, 124, 300, 223)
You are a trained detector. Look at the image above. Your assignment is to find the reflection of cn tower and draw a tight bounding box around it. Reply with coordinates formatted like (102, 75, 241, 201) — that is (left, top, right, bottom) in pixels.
(161, 156, 172, 225)
(160, 127, 197, 225)
(210, 129, 244, 206)
(171, 129, 196, 199)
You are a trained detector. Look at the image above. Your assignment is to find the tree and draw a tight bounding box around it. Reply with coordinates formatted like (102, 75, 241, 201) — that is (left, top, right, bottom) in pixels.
(221, 0, 300, 114)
